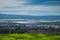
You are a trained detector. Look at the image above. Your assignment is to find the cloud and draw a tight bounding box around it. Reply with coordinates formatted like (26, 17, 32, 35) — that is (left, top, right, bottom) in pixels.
(0, 5, 60, 11)
(0, 0, 28, 7)
(0, 5, 60, 16)
(0, 0, 60, 16)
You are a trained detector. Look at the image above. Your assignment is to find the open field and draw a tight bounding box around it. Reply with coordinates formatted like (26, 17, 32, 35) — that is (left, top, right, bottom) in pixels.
(0, 34, 60, 40)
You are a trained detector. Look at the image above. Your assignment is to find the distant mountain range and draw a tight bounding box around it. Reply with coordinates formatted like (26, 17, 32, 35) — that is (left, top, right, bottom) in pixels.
(0, 14, 60, 20)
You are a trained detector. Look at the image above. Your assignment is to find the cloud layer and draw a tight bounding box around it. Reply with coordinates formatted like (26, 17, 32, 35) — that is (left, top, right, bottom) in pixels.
(0, 0, 60, 16)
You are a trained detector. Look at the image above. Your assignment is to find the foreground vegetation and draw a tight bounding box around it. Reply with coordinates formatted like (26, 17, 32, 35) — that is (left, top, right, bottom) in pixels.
(0, 34, 60, 40)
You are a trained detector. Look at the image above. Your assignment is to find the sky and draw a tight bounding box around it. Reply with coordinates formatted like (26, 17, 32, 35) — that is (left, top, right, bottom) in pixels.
(0, 0, 60, 16)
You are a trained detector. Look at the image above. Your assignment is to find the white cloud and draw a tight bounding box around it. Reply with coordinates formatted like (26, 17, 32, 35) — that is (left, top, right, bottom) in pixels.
(0, 5, 60, 11)
(19, 5, 60, 11)
(0, 0, 60, 16)
(0, 0, 28, 7)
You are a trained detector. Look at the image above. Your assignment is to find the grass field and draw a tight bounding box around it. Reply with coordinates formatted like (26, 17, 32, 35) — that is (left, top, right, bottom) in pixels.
(0, 34, 60, 40)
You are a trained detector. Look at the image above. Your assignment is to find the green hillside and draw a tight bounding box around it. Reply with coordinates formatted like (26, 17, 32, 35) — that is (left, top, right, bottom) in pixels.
(0, 34, 60, 40)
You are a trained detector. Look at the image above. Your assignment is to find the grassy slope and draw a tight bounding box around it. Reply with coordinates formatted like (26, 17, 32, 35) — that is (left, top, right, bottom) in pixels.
(0, 34, 60, 40)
